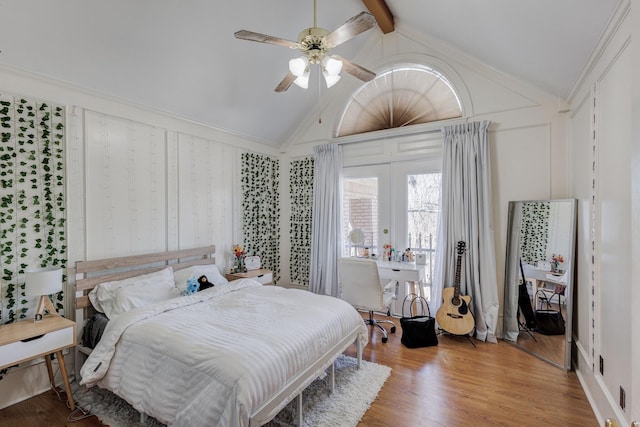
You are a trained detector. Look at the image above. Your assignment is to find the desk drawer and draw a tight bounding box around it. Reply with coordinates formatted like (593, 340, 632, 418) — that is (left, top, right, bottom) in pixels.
(0, 326, 74, 369)
(379, 267, 424, 282)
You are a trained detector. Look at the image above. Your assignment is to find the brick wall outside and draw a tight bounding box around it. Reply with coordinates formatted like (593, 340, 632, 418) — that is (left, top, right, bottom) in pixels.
(343, 178, 378, 255)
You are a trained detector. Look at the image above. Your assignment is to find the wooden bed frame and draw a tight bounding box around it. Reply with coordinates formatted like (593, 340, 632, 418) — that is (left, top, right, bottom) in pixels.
(73, 245, 364, 426)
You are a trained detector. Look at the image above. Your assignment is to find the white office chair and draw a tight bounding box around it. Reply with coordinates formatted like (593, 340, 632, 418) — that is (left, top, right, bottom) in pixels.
(338, 258, 397, 343)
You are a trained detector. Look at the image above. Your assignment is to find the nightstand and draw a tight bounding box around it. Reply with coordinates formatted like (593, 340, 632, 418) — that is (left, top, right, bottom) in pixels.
(0, 316, 76, 410)
(225, 268, 273, 285)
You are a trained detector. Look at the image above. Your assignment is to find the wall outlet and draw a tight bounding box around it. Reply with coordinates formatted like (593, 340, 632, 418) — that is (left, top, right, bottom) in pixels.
(599, 355, 604, 375)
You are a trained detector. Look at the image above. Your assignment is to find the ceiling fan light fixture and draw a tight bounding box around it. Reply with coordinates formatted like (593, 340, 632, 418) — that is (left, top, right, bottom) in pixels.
(322, 56, 343, 75)
(289, 56, 309, 77)
(322, 56, 342, 88)
(322, 71, 341, 88)
(293, 70, 310, 89)
(235, 10, 377, 92)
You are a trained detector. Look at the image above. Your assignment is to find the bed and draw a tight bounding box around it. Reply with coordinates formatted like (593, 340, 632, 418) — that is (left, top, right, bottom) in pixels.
(74, 246, 368, 427)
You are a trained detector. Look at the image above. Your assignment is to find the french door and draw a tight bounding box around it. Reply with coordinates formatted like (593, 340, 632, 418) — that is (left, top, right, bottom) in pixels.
(342, 160, 441, 289)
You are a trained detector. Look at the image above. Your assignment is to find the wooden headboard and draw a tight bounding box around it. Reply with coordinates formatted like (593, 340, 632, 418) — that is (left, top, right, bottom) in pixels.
(74, 245, 217, 310)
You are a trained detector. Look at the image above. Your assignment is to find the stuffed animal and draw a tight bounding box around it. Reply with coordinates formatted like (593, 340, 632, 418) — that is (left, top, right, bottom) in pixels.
(198, 275, 215, 291)
(184, 277, 200, 295)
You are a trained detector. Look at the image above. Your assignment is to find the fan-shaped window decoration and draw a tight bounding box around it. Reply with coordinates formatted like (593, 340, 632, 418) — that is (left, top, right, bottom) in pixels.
(336, 65, 462, 137)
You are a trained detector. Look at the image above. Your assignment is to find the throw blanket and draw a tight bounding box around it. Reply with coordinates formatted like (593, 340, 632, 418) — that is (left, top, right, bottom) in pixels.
(80, 279, 367, 427)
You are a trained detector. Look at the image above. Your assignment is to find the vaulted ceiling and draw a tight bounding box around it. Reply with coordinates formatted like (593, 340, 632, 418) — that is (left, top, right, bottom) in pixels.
(0, 0, 621, 147)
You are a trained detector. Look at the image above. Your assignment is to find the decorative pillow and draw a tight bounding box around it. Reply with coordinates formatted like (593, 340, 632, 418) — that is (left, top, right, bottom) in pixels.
(88, 267, 177, 318)
(174, 264, 228, 293)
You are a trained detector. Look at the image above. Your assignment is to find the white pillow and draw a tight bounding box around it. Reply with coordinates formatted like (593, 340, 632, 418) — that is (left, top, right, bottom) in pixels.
(88, 267, 177, 318)
(112, 282, 181, 317)
(174, 264, 228, 293)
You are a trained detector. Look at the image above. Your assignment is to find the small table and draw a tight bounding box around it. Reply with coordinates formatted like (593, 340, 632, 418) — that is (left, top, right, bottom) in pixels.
(225, 268, 273, 285)
(0, 316, 76, 410)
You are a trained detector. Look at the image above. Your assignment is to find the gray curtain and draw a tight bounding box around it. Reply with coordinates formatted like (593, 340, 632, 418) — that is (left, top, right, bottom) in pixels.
(309, 144, 343, 296)
(432, 120, 499, 342)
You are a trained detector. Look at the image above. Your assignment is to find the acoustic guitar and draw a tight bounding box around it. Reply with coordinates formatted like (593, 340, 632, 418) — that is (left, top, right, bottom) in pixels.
(436, 241, 475, 335)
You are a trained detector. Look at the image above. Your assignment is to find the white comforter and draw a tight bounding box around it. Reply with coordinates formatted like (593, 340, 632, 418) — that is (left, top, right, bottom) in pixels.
(80, 279, 368, 427)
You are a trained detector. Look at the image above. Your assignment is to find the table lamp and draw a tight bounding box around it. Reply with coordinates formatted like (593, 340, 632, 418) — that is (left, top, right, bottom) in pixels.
(25, 266, 63, 321)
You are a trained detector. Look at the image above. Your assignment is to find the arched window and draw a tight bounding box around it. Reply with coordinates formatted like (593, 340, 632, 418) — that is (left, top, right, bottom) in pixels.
(335, 64, 463, 137)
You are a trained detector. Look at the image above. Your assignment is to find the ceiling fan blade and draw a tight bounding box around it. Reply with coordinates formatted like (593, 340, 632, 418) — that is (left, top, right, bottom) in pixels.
(325, 11, 377, 47)
(275, 71, 297, 92)
(234, 30, 299, 49)
(334, 55, 376, 82)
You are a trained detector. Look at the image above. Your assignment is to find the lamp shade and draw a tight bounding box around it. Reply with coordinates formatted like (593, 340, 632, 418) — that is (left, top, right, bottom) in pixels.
(322, 56, 343, 75)
(322, 71, 341, 88)
(25, 266, 63, 296)
(289, 56, 310, 89)
(293, 72, 310, 89)
(289, 56, 309, 77)
(322, 56, 342, 88)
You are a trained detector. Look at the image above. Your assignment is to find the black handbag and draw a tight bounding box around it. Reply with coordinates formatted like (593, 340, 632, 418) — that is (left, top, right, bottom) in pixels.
(400, 293, 438, 348)
(534, 290, 565, 335)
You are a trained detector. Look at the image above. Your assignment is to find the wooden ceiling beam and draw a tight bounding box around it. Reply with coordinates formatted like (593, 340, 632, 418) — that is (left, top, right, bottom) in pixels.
(362, 0, 394, 34)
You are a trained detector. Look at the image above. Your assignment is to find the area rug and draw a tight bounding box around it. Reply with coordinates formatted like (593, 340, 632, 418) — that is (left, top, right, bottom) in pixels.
(72, 355, 391, 427)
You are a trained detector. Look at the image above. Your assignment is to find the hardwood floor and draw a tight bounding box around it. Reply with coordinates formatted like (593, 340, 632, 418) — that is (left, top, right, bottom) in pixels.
(0, 313, 597, 427)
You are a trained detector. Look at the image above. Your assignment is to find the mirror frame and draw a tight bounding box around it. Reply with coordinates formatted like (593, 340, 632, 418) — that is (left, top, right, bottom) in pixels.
(503, 199, 577, 370)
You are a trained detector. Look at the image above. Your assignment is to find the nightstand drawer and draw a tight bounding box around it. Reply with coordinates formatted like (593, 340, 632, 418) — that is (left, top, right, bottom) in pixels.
(0, 325, 74, 369)
(253, 272, 273, 285)
(225, 269, 273, 285)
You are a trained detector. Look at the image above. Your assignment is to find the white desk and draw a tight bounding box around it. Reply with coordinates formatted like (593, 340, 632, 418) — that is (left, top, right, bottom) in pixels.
(523, 266, 567, 308)
(376, 260, 427, 317)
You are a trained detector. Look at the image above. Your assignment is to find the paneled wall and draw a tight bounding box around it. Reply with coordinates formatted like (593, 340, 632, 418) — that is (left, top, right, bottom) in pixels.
(84, 112, 168, 258)
(568, 2, 636, 424)
(68, 109, 239, 266)
(176, 133, 234, 252)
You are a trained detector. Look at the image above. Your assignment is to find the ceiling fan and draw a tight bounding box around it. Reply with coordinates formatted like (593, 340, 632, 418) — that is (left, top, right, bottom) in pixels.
(234, 1, 377, 92)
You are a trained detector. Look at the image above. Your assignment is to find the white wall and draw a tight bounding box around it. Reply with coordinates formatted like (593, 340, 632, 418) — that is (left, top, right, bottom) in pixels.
(567, 1, 637, 424)
(0, 65, 278, 410)
(632, 0, 640, 422)
(70, 110, 241, 262)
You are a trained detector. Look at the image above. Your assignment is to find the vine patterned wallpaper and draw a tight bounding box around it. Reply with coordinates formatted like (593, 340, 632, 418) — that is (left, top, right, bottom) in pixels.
(0, 93, 66, 324)
(289, 157, 314, 286)
(241, 153, 280, 282)
(519, 201, 550, 264)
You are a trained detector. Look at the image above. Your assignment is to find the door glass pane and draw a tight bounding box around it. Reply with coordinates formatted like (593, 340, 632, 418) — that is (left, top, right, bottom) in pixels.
(407, 173, 441, 293)
(343, 178, 378, 257)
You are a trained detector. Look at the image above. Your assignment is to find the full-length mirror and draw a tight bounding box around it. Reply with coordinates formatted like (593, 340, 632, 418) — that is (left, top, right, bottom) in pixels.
(503, 199, 577, 370)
